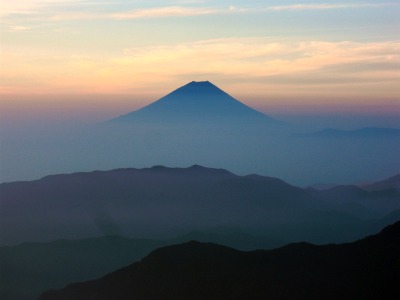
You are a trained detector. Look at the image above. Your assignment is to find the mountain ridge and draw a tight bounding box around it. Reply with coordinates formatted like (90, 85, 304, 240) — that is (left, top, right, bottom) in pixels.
(295, 127, 400, 138)
(38, 220, 400, 300)
(0, 228, 284, 300)
(362, 174, 400, 192)
(1, 165, 399, 246)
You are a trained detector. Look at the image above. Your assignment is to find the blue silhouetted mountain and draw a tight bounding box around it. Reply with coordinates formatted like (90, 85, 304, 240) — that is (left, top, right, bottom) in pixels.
(295, 127, 400, 138)
(1, 166, 399, 247)
(38, 221, 400, 300)
(2, 167, 400, 300)
(0, 165, 313, 246)
(362, 174, 400, 192)
(306, 181, 400, 220)
(110, 81, 280, 124)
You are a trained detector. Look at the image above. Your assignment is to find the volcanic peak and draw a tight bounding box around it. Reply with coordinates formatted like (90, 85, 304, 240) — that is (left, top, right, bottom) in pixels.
(109, 80, 278, 124)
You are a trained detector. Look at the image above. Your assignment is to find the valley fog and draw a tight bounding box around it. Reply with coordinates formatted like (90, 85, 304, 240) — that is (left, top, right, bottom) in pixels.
(1, 118, 399, 186)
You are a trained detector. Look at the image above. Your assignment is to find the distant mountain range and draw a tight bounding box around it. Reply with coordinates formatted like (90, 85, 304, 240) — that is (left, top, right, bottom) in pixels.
(295, 127, 400, 138)
(0, 165, 313, 245)
(39, 221, 400, 300)
(362, 174, 400, 192)
(1, 165, 399, 246)
(109, 81, 281, 124)
(1, 166, 399, 300)
(2, 81, 398, 187)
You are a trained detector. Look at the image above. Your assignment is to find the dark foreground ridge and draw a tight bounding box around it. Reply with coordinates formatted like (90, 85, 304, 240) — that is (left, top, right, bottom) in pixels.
(39, 221, 400, 300)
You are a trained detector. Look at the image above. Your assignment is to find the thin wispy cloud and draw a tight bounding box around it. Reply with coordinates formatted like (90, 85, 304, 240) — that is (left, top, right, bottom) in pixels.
(2, 38, 399, 100)
(2, 2, 398, 23)
(5, 5, 241, 22)
(0, 0, 94, 16)
(267, 3, 400, 11)
(111, 6, 218, 20)
(9, 26, 33, 32)
(45, 6, 221, 21)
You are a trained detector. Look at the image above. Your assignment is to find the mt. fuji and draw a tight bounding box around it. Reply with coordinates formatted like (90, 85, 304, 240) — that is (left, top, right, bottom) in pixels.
(111, 81, 280, 124)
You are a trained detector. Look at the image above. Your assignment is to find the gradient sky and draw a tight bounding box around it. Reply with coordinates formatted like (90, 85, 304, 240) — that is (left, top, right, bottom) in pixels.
(1, 0, 399, 125)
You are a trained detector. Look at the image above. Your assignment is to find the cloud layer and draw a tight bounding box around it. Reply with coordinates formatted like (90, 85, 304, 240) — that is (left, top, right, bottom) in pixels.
(2, 38, 398, 109)
(2, 2, 399, 22)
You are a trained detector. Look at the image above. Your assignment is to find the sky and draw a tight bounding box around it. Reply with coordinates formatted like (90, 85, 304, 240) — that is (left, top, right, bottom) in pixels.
(1, 0, 400, 126)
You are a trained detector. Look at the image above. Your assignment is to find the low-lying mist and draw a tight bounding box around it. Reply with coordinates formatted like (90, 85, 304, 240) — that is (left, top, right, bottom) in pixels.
(1, 117, 399, 186)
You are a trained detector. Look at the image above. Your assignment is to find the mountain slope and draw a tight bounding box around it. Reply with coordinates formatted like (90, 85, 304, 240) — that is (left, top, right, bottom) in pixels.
(110, 81, 279, 124)
(1, 166, 399, 246)
(307, 183, 400, 221)
(0, 236, 164, 300)
(39, 221, 400, 300)
(0, 229, 284, 300)
(0, 165, 315, 245)
(362, 174, 400, 192)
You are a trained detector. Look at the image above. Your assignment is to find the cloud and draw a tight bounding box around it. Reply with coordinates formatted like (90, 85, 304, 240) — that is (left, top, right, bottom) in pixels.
(3, 4, 241, 22)
(105, 5, 246, 20)
(110, 6, 218, 20)
(45, 6, 224, 21)
(0, 0, 242, 20)
(0, 0, 92, 16)
(2, 38, 399, 101)
(2, 1, 398, 24)
(267, 3, 400, 11)
(9, 26, 32, 32)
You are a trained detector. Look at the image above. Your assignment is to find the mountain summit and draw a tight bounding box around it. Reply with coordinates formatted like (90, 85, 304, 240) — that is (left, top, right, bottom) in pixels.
(111, 81, 278, 124)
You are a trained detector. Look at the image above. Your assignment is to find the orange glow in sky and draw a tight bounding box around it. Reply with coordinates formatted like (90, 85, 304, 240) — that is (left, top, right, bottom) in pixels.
(1, 1, 399, 123)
